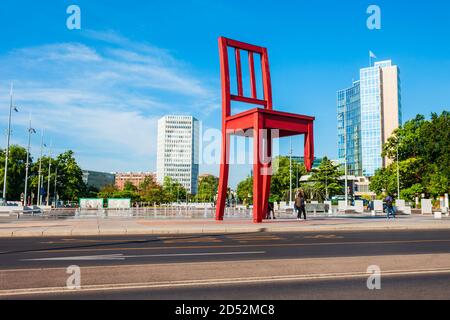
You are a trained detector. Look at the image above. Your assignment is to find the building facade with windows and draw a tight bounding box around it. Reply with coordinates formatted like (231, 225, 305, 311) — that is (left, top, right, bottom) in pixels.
(337, 60, 402, 177)
(82, 170, 116, 191)
(114, 172, 156, 190)
(157, 115, 199, 194)
(337, 81, 362, 176)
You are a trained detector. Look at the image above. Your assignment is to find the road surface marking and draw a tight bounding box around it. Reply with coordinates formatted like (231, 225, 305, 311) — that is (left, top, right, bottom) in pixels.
(27, 238, 450, 254)
(20, 251, 266, 262)
(2, 267, 450, 297)
(303, 234, 344, 239)
(40, 238, 150, 244)
(162, 237, 222, 244)
(227, 235, 282, 242)
(21, 254, 126, 261)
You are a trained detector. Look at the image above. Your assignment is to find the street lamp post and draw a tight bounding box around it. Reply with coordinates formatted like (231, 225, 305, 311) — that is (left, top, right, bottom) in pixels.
(289, 138, 293, 204)
(46, 142, 53, 205)
(397, 135, 401, 200)
(53, 166, 58, 208)
(37, 130, 46, 206)
(2, 83, 19, 204)
(24, 118, 36, 208)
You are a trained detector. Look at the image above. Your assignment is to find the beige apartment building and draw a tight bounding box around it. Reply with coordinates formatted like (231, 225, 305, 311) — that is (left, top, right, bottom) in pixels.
(115, 172, 156, 190)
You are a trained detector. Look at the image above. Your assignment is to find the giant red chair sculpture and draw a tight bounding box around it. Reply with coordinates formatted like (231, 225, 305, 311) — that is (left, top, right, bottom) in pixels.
(216, 37, 315, 223)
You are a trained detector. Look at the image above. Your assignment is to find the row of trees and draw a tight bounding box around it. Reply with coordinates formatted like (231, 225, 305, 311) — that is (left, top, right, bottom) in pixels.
(0, 144, 220, 205)
(370, 112, 450, 201)
(97, 175, 220, 205)
(237, 156, 343, 204)
(0, 145, 86, 202)
(98, 176, 189, 204)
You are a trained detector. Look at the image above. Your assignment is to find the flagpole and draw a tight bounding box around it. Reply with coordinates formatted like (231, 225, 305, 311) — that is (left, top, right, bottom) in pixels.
(3, 83, 15, 204)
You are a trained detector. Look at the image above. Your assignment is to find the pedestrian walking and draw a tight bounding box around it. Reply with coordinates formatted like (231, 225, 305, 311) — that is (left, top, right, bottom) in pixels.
(266, 201, 275, 220)
(295, 190, 307, 220)
(384, 194, 395, 219)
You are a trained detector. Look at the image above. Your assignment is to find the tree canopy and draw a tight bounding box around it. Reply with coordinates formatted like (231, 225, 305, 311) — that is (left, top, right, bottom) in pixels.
(270, 156, 307, 203)
(308, 157, 343, 201)
(371, 111, 450, 200)
(0, 145, 29, 200)
(196, 175, 218, 203)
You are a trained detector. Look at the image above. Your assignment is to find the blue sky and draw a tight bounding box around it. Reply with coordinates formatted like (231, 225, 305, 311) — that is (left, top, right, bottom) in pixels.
(0, 0, 449, 187)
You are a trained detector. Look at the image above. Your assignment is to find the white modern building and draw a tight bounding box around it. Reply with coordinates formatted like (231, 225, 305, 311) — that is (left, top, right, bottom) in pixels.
(157, 115, 200, 194)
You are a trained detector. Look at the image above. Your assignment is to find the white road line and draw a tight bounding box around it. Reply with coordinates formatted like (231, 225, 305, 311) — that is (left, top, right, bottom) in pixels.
(20, 251, 266, 262)
(21, 254, 126, 261)
(2, 268, 450, 297)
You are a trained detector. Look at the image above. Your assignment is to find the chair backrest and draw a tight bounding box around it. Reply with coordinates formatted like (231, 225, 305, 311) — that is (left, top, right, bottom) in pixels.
(219, 37, 273, 119)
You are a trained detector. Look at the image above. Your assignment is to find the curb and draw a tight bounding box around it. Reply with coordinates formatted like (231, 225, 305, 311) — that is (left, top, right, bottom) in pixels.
(1, 223, 450, 238)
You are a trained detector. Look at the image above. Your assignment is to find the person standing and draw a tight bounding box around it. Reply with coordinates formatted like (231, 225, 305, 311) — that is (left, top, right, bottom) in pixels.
(294, 191, 300, 218)
(295, 190, 307, 221)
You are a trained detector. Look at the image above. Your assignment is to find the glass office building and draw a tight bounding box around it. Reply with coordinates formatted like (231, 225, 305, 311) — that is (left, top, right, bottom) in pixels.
(337, 81, 362, 176)
(337, 60, 402, 177)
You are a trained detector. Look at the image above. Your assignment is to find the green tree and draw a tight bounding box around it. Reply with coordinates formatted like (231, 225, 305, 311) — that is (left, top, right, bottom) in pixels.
(197, 175, 218, 203)
(30, 156, 58, 203)
(98, 184, 119, 199)
(163, 177, 187, 203)
(271, 156, 307, 203)
(139, 176, 165, 204)
(123, 181, 138, 192)
(0, 145, 29, 201)
(309, 157, 343, 201)
(373, 111, 450, 200)
(98, 183, 141, 203)
(370, 167, 397, 196)
(55, 151, 86, 201)
(237, 176, 253, 205)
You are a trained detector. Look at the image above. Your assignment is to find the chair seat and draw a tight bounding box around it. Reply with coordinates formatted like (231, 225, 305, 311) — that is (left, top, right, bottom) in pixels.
(225, 108, 315, 137)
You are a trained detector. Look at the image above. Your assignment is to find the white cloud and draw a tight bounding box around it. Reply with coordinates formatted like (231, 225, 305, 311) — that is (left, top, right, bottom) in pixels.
(0, 31, 220, 172)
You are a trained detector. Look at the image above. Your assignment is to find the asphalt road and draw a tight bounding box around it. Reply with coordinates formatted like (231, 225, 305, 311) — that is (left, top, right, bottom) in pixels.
(1, 229, 450, 299)
(2, 229, 450, 269)
(10, 272, 450, 300)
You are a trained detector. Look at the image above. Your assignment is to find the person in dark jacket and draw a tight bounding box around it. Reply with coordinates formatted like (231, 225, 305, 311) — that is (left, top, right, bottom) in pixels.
(295, 190, 307, 220)
(384, 194, 395, 219)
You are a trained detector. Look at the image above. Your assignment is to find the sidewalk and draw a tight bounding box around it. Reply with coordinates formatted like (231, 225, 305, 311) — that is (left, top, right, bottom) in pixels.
(0, 214, 449, 238)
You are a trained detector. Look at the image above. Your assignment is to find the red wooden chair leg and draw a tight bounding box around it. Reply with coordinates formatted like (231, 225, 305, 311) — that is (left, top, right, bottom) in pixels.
(304, 122, 314, 172)
(216, 131, 230, 221)
(253, 116, 263, 223)
(262, 132, 272, 219)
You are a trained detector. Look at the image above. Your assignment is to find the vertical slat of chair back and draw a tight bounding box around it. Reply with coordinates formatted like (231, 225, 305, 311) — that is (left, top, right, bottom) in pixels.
(219, 37, 273, 118)
(248, 52, 257, 99)
(235, 48, 244, 97)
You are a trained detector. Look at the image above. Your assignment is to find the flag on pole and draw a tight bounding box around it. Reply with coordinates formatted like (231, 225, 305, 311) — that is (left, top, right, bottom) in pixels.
(369, 51, 377, 67)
